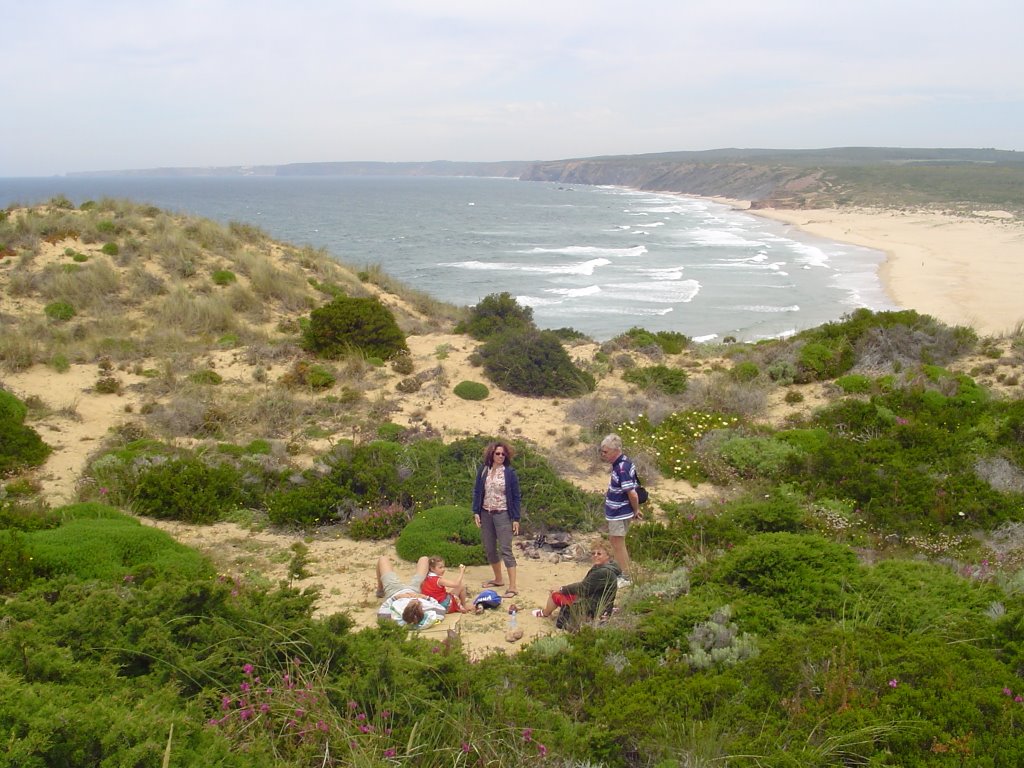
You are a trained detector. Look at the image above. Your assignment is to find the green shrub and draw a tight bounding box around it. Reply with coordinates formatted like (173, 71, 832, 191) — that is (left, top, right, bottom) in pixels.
(212, 269, 237, 286)
(715, 435, 803, 480)
(27, 506, 212, 582)
(94, 376, 122, 394)
(835, 373, 873, 393)
(0, 418, 52, 475)
(132, 458, 247, 523)
(729, 361, 760, 383)
(783, 389, 804, 404)
(395, 377, 421, 393)
(622, 327, 690, 354)
(302, 296, 408, 360)
(376, 422, 405, 441)
(394, 505, 486, 564)
(455, 292, 534, 340)
(265, 479, 351, 527)
(44, 300, 76, 322)
(622, 365, 688, 395)
(100, 242, 119, 256)
(188, 369, 224, 385)
(348, 502, 411, 540)
(0, 529, 34, 591)
(0, 389, 29, 424)
(797, 339, 854, 381)
(479, 329, 595, 397)
(711, 532, 861, 623)
(453, 380, 489, 400)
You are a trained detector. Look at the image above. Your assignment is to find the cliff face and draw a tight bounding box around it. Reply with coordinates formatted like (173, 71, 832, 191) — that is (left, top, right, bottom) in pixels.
(520, 159, 826, 206)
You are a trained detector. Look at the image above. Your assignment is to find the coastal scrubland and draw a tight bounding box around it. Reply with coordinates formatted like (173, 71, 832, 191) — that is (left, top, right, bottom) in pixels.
(3, 198, 1024, 766)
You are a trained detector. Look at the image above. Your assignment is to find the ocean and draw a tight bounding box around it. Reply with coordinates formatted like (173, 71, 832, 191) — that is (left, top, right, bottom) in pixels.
(0, 175, 897, 342)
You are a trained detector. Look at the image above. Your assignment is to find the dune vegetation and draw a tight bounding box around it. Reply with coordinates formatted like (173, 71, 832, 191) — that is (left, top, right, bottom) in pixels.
(2, 198, 1024, 766)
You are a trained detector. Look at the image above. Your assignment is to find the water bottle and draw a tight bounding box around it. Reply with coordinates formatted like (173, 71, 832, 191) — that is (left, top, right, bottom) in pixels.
(508, 609, 518, 630)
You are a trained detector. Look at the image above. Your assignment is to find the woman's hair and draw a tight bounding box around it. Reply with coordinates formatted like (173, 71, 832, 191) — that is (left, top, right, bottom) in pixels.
(484, 441, 515, 466)
(402, 599, 425, 627)
(428, 556, 445, 571)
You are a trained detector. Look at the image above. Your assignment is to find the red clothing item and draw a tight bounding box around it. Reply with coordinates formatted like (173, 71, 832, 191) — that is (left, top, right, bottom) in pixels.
(422, 574, 462, 611)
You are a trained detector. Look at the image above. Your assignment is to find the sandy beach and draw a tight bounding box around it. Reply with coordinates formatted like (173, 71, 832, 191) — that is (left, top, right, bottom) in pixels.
(746, 205, 1024, 337)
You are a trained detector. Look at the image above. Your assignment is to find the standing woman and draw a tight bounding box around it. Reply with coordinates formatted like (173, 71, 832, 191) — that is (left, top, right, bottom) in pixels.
(472, 441, 521, 598)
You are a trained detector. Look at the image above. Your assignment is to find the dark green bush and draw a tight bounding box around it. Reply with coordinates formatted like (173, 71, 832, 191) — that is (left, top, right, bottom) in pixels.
(453, 380, 489, 400)
(44, 300, 76, 322)
(455, 292, 534, 340)
(479, 329, 595, 397)
(301, 296, 408, 360)
(101, 242, 119, 255)
(390, 352, 415, 375)
(394, 505, 486, 564)
(711, 532, 861, 622)
(0, 529, 34, 591)
(622, 327, 689, 354)
(132, 458, 247, 523)
(0, 417, 52, 475)
(797, 339, 854, 381)
(0, 389, 29, 424)
(265, 479, 351, 527)
(714, 435, 803, 480)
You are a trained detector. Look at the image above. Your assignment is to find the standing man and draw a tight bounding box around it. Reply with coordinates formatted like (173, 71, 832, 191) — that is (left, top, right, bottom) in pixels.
(599, 433, 642, 586)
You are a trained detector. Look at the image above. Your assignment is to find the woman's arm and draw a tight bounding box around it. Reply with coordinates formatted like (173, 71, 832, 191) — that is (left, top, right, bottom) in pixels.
(505, 467, 522, 520)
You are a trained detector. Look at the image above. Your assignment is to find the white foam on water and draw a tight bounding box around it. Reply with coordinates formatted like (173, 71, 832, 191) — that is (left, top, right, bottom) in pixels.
(730, 304, 801, 313)
(544, 285, 603, 298)
(516, 245, 648, 258)
(442, 257, 612, 275)
(685, 229, 768, 248)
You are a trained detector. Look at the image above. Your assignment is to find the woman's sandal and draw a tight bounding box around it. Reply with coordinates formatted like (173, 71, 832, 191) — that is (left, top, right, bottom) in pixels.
(481, 580, 504, 588)
(502, 590, 518, 599)
(531, 609, 545, 618)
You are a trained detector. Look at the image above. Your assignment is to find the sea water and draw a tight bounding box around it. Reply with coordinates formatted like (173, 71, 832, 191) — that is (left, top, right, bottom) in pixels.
(0, 175, 897, 342)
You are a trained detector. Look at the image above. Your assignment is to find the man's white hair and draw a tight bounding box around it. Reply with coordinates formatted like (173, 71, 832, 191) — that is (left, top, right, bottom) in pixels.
(601, 434, 622, 451)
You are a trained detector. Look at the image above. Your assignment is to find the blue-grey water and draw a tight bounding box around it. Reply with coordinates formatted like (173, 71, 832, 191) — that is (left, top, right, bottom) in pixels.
(0, 176, 897, 342)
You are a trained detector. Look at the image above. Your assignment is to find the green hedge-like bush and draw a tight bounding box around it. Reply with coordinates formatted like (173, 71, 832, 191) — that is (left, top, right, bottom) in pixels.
(622, 365, 688, 395)
(0, 529, 34, 592)
(711, 532, 861, 623)
(479, 329, 595, 397)
(212, 269, 237, 286)
(456, 292, 534, 341)
(348, 503, 410, 540)
(453, 380, 489, 400)
(394, 505, 486, 565)
(0, 400, 52, 475)
(28, 505, 212, 582)
(302, 296, 408, 360)
(44, 300, 76, 322)
(0, 389, 29, 424)
(835, 373, 873, 393)
(132, 458, 248, 523)
(265, 479, 352, 527)
(621, 327, 690, 354)
(729, 361, 760, 383)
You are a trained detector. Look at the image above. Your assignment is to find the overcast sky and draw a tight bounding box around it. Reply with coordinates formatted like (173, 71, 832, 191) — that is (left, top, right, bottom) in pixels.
(4, 0, 1022, 176)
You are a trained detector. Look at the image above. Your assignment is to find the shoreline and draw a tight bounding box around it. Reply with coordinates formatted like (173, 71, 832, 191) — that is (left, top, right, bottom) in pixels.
(707, 197, 1024, 336)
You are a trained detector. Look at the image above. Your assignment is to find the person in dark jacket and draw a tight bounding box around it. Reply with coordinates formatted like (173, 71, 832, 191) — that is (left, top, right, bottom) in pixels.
(531, 541, 620, 628)
(472, 440, 522, 598)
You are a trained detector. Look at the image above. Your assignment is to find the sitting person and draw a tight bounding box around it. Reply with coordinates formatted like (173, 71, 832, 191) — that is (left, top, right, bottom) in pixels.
(531, 541, 621, 629)
(420, 557, 469, 612)
(375, 555, 447, 629)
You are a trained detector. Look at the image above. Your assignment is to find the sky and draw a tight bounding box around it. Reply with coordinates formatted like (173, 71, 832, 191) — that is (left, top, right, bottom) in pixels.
(4, 0, 1023, 176)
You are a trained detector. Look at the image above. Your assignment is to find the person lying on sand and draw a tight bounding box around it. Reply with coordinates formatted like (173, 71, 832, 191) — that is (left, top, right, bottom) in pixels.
(375, 555, 447, 629)
(531, 541, 620, 628)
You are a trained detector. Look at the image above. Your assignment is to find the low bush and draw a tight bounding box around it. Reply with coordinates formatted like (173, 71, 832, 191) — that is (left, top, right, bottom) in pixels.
(101, 242, 119, 255)
(622, 365, 688, 395)
(729, 361, 760, 383)
(0, 411, 51, 476)
(44, 300, 76, 322)
(265, 479, 351, 527)
(27, 504, 212, 582)
(621, 327, 689, 354)
(456, 292, 535, 340)
(453, 380, 489, 400)
(835, 373, 873, 393)
(394, 504, 486, 564)
(302, 295, 408, 360)
(390, 352, 415, 375)
(188, 369, 224, 385)
(132, 457, 248, 523)
(212, 269, 237, 286)
(348, 502, 410, 540)
(479, 329, 595, 397)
